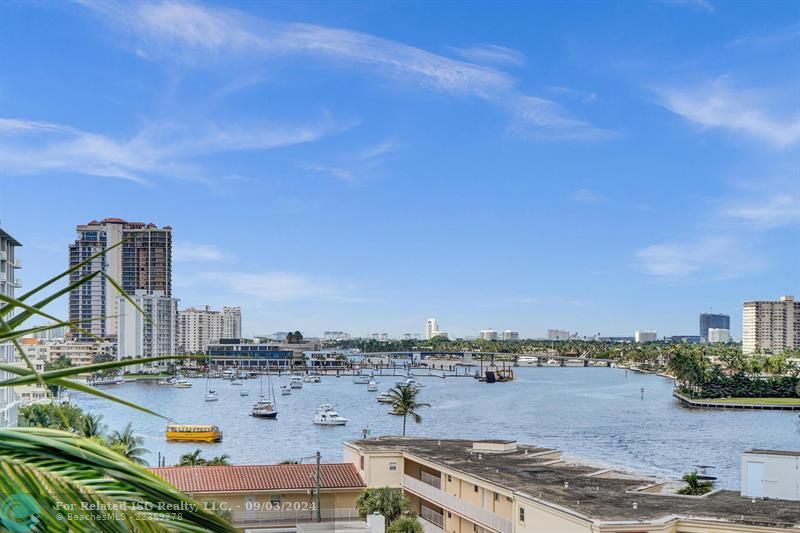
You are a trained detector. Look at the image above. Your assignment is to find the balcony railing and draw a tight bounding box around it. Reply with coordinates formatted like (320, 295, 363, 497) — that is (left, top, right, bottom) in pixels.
(403, 475, 511, 533)
(232, 507, 359, 526)
(421, 471, 442, 489)
(421, 505, 444, 528)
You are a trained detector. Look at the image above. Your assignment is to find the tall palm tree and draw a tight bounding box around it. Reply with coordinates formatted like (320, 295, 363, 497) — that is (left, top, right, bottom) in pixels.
(356, 488, 410, 522)
(179, 449, 207, 466)
(80, 412, 106, 439)
(107, 422, 149, 466)
(387, 384, 430, 436)
(207, 454, 231, 466)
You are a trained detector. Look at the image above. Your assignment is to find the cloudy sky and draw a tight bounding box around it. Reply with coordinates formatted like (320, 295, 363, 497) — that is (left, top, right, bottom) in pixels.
(1, 0, 798, 339)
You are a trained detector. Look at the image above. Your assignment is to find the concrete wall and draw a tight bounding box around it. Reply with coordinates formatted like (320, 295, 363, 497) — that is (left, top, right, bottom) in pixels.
(741, 451, 800, 501)
(513, 497, 590, 533)
(344, 445, 403, 488)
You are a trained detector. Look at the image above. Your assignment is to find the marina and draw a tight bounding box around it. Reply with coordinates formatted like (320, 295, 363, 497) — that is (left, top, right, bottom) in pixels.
(72, 366, 799, 488)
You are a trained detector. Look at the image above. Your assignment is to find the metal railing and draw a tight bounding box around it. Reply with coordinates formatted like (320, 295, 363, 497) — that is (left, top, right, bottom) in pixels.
(233, 507, 360, 526)
(403, 475, 511, 533)
(421, 471, 442, 489)
(420, 505, 444, 528)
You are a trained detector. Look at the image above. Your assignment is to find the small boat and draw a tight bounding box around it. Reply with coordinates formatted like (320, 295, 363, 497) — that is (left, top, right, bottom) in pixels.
(694, 465, 717, 481)
(231, 378, 243, 386)
(353, 375, 371, 385)
(377, 391, 394, 403)
(290, 376, 303, 389)
(367, 380, 379, 392)
(395, 378, 423, 389)
(281, 386, 292, 396)
(240, 390, 249, 397)
(165, 424, 222, 442)
(205, 390, 219, 402)
(173, 379, 192, 388)
(313, 404, 348, 426)
(304, 375, 321, 383)
(251, 399, 278, 419)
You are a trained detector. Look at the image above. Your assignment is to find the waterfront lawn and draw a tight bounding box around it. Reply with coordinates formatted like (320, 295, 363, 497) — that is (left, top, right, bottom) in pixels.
(699, 397, 800, 406)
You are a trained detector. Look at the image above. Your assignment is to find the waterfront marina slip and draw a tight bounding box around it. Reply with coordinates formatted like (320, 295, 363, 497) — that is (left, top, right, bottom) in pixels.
(72, 367, 798, 489)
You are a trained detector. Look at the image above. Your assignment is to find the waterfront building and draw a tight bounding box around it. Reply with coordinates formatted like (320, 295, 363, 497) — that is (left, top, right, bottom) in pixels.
(178, 306, 223, 353)
(425, 318, 440, 340)
(68, 218, 172, 341)
(480, 329, 498, 341)
(635, 330, 657, 343)
(207, 339, 294, 369)
(708, 328, 731, 344)
(547, 329, 570, 341)
(151, 463, 365, 528)
(222, 306, 242, 339)
(117, 290, 178, 367)
(345, 437, 800, 533)
(0, 226, 21, 428)
(700, 313, 730, 342)
(742, 295, 799, 354)
(500, 330, 519, 341)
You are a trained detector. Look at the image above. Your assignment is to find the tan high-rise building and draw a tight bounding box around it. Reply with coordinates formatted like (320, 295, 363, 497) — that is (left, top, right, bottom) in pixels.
(68, 218, 172, 340)
(742, 295, 799, 354)
(222, 306, 242, 339)
(178, 306, 224, 353)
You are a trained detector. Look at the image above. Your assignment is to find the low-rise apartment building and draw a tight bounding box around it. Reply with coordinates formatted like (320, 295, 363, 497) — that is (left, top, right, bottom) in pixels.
(344, 437, 800, 533)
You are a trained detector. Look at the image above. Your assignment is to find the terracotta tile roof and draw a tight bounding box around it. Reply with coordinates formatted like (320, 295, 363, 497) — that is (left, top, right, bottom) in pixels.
(150, 463, 365, 494)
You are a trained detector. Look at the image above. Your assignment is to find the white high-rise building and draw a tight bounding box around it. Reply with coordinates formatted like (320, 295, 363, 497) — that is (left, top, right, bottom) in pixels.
(117, 290, 178, 365)
(480, 329, 498, 341)
(425, 318, 439, 340)
(0, 226, 22, 428)
(500, 330, 519, 341)
(548, 329, 570, 341)
(742, 296, 799, 354)
(635, 330, 658, 343)
(707, 328, 731, 344)
(178, 306, 223, 353)
(222, 306, 242, 339)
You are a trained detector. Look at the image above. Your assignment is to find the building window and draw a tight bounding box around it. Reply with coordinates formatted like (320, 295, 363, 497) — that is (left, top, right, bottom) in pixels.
(519, 507, 525, 523)
(389, 462, 397, 471)
(270, 495, 282, 506)
(447, 475, 452, 482)
(494, 493, 499, 502)
(447, 512, 452, 518)
(360, 456, 365, 470)
(474, 485, 479, 493)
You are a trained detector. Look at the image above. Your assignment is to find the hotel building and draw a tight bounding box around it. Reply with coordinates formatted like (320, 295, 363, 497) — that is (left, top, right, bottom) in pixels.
(345, 437, 800, 533)
(742, 296, 799, 354)
(0, 226, 22, 427)
(68, 218, 172, 340)
(634, 330, 657, 343)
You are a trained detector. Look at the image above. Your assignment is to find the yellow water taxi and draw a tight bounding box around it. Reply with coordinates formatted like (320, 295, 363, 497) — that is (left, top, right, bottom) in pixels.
(165, 424, 222, 442)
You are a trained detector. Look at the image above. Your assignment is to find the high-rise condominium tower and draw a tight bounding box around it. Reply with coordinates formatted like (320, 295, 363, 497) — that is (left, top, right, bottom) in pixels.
(68, 218, 172, 340)
(425, 318, 439, 340)
(742, 296, 799, 354)
(0, 226, 21, 428)
(178, 306, 223, 353)
(699, 313, 730, 342)
(222, 306, 242, 339)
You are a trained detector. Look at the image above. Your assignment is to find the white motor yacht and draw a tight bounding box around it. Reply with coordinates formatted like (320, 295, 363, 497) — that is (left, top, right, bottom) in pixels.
(377, 391, 394, 403)
(313, 404, 348, 426)
(367, 380, 379, 392)
(173, 379, 192, 388)
(304, 375, 321, 383)
(290, 376, 303, 389)
(280, 385, 292, 395)
(353, 375, 371, 384)
(205, 390, 219, 402)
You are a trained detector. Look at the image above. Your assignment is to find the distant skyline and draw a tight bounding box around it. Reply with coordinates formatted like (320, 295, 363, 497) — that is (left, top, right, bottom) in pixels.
(1, 1, 798, 340)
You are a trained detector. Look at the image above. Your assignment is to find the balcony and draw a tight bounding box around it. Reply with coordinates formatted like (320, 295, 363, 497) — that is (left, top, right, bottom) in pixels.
(421, 471, 441, 489)
(403, 475, 511, 533)
(420, 505, 444, 529)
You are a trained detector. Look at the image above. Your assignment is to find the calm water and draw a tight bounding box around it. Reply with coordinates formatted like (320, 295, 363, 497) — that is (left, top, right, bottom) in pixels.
(72, 367, 799, 488)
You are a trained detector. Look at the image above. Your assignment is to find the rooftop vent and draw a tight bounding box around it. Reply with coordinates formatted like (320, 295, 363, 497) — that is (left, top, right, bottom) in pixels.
(472, 440, 517, 453)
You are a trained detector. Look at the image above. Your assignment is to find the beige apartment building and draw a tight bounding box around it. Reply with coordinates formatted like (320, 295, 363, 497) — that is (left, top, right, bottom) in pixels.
(742, 295, 799, 354)
(345, 437, 800, 533)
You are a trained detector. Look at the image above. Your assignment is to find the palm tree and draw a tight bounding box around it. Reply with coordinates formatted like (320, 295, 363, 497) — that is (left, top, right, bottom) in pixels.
(356, 488, 410, 522)
(107, 423, 149, 466)
(80, 412, 106, 439)
(676, 471, 713, 495)
(387, 384, 430, 436)
(207, 454, 231, 466)
(387, 516, 423, 533)
(179, 449, 208, 466)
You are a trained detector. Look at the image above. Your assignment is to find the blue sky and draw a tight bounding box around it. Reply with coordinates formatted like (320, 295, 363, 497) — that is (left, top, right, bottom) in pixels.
(1, 0, 798, 339)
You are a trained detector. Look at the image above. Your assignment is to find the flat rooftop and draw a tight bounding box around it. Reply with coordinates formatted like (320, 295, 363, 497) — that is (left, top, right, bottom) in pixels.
(348, 437, 800, 528)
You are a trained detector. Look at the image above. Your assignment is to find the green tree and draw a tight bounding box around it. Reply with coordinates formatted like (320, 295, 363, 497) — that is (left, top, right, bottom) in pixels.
(179, 449, 208, 466)
(107, 422, 149, 466)
(207, 454, 231, 466)
(676, 471, 713, 495)
(356, 488, 410, 523)
(387, 516, 423, 533)
(80, 412, 106, 439)
(387, 385, 430, 436)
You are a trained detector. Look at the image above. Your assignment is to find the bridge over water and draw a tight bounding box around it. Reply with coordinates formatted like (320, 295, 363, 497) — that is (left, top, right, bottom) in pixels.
(357, 351, 614, 367)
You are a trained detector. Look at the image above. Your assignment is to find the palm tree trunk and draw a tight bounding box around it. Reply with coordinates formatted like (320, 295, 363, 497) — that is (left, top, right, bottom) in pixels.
(403, 414, 407, 436)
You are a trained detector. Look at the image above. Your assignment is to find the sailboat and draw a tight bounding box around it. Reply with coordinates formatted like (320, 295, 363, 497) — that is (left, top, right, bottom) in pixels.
(204, 356, 217, 401)
(251, 371, 278, 419)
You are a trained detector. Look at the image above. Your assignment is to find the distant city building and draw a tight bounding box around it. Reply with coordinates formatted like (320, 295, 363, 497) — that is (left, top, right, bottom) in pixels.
(0, 226, 21, 428)
(68, 218, 172, 340)
(742, 295, 799, 354)
(117, 290, 178, 365)
(480, 329, 498, 341)
(379, 333, 389, 341)
(323, 331, 351, 341)
(370, 333, 379, 340)
(598, 336, 635, 343)
(548, 329, 570, 341)
(668, 335, 702, 344)
(500, 330, 520, 341)
(425, 318, 440, 340)
(700, 313, 730, 342)
(708, 328, 731, 344)
(402, 333, 415, 340)
(178, 306, 223, 353)
(222, 306, 241, 339)
(635, 330, 657, 343)
(33, 325, 67, 341)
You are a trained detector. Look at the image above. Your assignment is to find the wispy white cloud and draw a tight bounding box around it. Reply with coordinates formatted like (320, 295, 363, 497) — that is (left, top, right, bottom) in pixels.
(0, 116, 348, 184)
(299, 162, 355, 182)
(720, 192, 800, 229)
(184, 271, 347, 302)
(636, 236, 763, 279)
(547, 86, 598, 104)
(571, 188, 606, 204)
(449, 44, 526, 66)
(173, 242, 227, 261)
(654, 77, 800, 147)
(355, 139, 396, 161)
(658, 0, 714, 13)
(77, 0, 610, 141)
